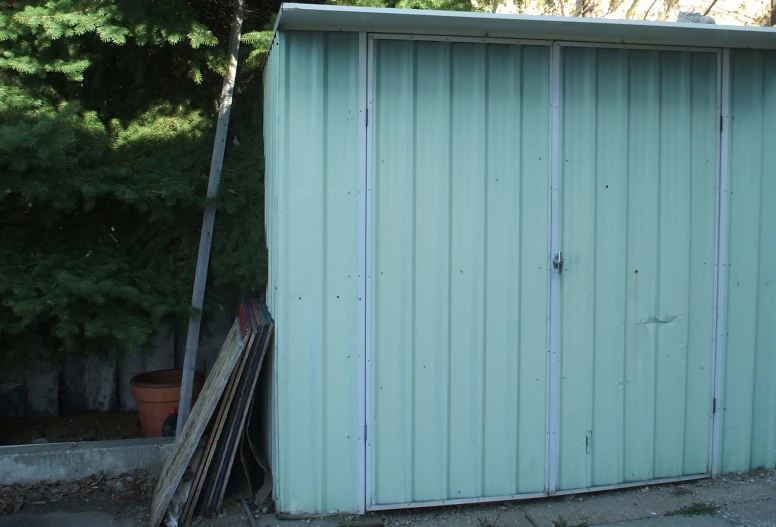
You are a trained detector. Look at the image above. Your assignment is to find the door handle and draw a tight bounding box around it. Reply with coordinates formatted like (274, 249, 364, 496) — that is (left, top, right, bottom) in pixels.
(553, 251, 563, 273)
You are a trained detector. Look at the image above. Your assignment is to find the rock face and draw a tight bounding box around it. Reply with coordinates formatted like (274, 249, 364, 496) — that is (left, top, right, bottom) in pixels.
(677, 11, 717, 24)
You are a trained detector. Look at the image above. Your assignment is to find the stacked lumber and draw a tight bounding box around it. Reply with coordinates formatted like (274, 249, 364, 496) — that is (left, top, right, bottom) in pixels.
(149, 299, 274, 527)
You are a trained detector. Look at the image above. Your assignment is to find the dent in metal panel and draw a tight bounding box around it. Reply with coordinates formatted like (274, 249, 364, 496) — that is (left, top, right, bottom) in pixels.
(653, 52, 694, 480)
(277, 31, 361, 514)
(653, 51, 716, 480)
(370, 39, 550, 507)
(558, 48, 717, 491)
(624, 50, 662, 485)
(723, 50, 776, 473)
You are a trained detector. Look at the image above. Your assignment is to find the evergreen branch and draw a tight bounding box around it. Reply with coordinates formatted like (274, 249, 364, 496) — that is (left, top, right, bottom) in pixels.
(117, 161, 166, 176)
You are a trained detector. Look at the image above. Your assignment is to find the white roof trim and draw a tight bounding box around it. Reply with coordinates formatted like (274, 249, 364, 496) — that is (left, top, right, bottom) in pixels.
(275, 3, 776, 50)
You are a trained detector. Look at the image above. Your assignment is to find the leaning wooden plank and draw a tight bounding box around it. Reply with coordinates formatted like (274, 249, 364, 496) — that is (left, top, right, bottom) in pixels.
(201, 316, 270, 514)
(180, 340, 249, 527)
(180, 330, 256, 525)
(183, 328, 257, 521)
(149, 319, 244, 527)
(210, 320, 274, 513)
(181, 329, 257, 526)
(198, 301, 267, 513)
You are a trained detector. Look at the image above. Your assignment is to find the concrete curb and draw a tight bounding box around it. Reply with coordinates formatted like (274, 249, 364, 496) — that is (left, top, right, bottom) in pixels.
(0, 438, 174, 485)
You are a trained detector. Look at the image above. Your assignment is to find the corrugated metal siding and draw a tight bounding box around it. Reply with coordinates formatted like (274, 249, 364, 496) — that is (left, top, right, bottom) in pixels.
(721, 49, 776, 474)
(369, 40, 551, 506)
(267, 31, 362, 514)
(557, 48, 718, 491)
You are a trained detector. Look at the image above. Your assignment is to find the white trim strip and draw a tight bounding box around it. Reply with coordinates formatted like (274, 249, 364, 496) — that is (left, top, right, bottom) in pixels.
(367, 474, 708, 512)
(547, 41, 562, 497)
(276, 4, 776, 50)
(367, 492, 548, 512)
(553, 474, 708, 496)
(558, 41, 719, 52)
(368, 33, 720, 51)
(711, 47, 731, 479)
(356, 31, 368, 515)
(369, 33, 551, 46)
(364, 32, 376, 510)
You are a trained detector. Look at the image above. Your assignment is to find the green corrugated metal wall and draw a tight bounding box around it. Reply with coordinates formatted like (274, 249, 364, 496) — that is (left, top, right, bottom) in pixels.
(264, 31, 363, 514)
(721, 49, 776, 474)
(263, 32, 776, 514)
(557, 48, 718, 490)
(370, 40, 550, 506)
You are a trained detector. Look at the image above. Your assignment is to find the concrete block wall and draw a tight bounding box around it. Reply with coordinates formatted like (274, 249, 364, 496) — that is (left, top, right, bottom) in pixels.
(0, 313, 232, 419)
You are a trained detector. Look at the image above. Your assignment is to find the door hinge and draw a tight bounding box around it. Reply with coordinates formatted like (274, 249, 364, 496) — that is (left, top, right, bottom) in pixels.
(364, 424, 368, 441)
(720, 116, 723, 132)
(713, 397, 717, 414)
(366, 109, 369, 127)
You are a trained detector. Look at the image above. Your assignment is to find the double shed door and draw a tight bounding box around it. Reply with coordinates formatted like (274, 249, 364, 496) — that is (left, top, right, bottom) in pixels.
(368, 38, 719, 509)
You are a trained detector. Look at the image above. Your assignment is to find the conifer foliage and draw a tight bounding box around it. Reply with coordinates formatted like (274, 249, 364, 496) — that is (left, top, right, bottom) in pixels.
(0, 0, 476, 374)
(0, 0, 265, 367)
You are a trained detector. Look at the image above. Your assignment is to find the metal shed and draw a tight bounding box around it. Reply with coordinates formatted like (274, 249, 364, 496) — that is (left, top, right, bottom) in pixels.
(262, 4, 776, 515)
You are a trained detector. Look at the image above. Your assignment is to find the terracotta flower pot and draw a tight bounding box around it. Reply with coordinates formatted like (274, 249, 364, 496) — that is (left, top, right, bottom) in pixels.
(130, 369, 205, 438)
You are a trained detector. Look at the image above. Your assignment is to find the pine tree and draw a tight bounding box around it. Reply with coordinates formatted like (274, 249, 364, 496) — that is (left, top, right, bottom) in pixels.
(0, 1, 266, 373)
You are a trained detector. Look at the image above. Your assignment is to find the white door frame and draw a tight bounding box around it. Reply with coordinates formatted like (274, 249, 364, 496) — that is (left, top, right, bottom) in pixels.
(710, 48, 731, 479)
(547, 41, 562, 496)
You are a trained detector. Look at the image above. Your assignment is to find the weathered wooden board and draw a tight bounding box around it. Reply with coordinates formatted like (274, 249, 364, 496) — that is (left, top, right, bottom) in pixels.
(183, 302, 266, 523)
(181, 330, 256, 525)
(209, 324, 273, 513)
(148, 319, 244, 527)
(199, 307, 263, 512)
(200, 302, 272, 515)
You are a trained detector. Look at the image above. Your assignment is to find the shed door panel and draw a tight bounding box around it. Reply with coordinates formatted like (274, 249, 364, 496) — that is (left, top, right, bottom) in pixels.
(556, 48, 718, 490)
(369, 40, 551, 507)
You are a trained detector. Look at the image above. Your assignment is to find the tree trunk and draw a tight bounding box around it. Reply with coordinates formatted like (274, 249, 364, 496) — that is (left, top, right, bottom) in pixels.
(576, 0, 596, 16)
(771, 0, 775, 26)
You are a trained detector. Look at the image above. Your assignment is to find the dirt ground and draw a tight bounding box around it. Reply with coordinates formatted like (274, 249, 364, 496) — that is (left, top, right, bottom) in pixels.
(2, 469, 776, 527)
(0, 413, 144, 445)
(0, 470, 155, 516)
(0, 470, 261, 527)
